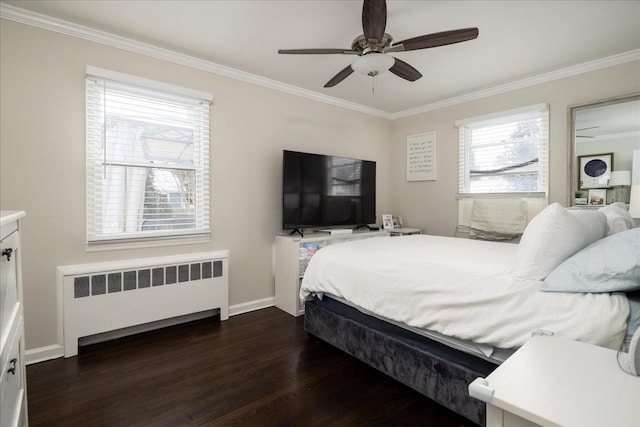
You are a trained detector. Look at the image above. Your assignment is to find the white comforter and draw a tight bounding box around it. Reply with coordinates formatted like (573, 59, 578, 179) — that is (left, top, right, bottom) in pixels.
(300, 235, 629, 350)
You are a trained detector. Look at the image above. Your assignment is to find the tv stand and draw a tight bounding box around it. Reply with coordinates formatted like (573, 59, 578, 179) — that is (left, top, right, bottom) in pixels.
(288, 228, 305, 238)
(274, 229, 388, 316)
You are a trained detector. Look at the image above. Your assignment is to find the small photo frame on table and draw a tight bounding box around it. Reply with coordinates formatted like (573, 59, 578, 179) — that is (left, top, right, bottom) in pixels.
(578, 153, 613, 189)
(588, 189, 606, 206)
(392, 216, 403, 229)
(382, 214, 394, 230)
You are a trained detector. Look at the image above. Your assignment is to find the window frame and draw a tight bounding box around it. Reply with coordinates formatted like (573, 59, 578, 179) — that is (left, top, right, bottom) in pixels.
(85, 66, 213, 250)
(455, 103, 549, 199)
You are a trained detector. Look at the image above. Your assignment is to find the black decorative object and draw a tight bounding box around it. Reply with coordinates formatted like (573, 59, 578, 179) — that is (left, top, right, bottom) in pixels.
(584, 159, 607, 177)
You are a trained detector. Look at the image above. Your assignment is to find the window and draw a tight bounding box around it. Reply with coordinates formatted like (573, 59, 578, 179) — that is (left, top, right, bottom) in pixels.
(456, 103, 549, 197)
(327, 157, 363, 196)
(86, 67, 212, 245)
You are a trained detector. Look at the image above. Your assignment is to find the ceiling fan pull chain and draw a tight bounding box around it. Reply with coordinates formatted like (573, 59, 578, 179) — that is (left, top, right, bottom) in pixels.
(372, 75, 376, 94)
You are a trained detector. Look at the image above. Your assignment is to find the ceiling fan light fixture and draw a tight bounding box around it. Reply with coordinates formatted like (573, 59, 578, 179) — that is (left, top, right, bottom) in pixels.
(352, 53, 395, 77)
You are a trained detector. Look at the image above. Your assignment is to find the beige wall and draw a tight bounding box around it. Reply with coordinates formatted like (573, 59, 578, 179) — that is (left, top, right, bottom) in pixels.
(389, 61, 640, 236)
(2, 18, 639, 354)
(0, 21, 392, 350)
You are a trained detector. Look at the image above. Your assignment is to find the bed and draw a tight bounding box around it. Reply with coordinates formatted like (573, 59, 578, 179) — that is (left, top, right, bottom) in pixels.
(299, 203, 639, 426)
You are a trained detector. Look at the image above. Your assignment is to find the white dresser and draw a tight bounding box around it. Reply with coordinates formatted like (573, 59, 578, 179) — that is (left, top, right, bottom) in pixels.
(1, 211, 28, 427)
(274, 230, 388, 316)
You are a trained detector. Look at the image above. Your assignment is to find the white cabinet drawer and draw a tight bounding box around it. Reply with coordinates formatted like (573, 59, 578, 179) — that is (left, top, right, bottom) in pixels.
(1, 230, 20, 344)
(1, 319, 26, 427)
(0, 212, 27, 427)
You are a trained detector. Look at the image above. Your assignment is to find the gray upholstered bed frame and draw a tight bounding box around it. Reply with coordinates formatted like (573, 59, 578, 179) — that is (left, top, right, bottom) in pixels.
(304, 297, 497, 426)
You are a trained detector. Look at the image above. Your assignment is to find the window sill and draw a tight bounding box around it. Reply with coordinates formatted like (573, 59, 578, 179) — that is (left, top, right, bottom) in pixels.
(456, 192, 547, 199)
(86, 233, 211, 252)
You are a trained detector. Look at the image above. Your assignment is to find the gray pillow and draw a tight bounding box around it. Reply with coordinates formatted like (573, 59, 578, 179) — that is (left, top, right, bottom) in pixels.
(598, 202, 635, 236)
(541, 228, 640, 293)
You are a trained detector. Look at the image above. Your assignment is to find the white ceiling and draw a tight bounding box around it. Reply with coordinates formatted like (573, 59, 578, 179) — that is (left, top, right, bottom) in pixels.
(574, 99, 640, 141)
(2, 1, 640, 115)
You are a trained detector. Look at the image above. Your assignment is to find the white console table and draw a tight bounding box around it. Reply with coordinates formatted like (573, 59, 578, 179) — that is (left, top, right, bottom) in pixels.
(274, 230, 388, 316)
(469, 335, 640, 427)
(388, 227, 422, 236)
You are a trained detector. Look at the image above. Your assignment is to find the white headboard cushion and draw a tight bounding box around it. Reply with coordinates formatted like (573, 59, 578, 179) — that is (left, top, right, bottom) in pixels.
(458, 198, 547, 228)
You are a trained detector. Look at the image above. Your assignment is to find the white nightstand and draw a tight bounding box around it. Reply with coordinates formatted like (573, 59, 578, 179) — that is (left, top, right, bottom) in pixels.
(469, 336, 640, 427)
(388, 227, 422, 236)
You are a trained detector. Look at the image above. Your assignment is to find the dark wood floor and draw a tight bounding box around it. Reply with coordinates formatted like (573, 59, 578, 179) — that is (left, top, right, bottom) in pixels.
(27, 307, 475, 426)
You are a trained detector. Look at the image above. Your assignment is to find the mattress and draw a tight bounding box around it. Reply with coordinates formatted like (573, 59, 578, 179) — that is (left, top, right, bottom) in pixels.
(300, 234, 629, 351)
(322, 293, 514, 364)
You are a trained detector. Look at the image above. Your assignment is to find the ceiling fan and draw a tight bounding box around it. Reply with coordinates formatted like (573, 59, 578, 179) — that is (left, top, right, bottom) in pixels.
(278, 0, 479, 88)
(576, 126, 599, 138)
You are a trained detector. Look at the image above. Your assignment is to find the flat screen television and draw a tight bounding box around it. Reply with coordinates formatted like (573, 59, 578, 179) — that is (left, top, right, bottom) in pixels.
(282, 150, 376, 232)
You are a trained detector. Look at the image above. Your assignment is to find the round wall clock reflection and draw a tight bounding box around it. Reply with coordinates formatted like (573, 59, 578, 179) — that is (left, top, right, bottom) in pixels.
(584, 159, 608, 177)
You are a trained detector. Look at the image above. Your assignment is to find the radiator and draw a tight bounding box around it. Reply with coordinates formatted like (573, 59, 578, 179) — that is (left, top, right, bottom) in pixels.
(58, 251, 229, 357)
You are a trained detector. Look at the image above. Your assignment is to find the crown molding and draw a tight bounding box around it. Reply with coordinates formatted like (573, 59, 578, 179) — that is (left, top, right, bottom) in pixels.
(391, 49, 640, 120)
(2, 3, 638, 122)
(0, 3, 392, 120)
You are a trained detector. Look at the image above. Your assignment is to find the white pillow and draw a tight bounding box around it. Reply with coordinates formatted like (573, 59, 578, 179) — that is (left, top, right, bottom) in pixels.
(511, 203, 607, 280)
(598, 202, 635, 235)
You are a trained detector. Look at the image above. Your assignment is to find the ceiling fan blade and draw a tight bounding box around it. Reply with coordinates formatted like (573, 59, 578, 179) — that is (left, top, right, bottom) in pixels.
(324, 65, 354, 88)
(387, 27, 479, 53)
(278, 48, 359, 55)
(362, 0, 387, 48)
(389, 58, 422, 82)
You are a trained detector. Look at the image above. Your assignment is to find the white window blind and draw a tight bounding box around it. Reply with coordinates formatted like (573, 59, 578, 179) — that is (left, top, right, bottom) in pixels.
(327, 157, 363, 196)
(86, 69, 211, 243)
(456, 104, 549, 197)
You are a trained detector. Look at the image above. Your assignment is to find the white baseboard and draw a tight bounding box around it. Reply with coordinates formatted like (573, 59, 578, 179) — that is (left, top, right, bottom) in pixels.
(25, 296, 276, 365)
(229, 297, 275, 316)
(26, 344, 65, 365)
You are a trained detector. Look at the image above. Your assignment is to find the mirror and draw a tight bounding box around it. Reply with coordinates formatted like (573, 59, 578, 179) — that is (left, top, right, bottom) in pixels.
(568, 93, 640, 207)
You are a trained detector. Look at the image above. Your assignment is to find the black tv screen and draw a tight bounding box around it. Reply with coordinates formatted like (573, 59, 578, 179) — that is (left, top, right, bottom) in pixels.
(282, 150, 376, 230)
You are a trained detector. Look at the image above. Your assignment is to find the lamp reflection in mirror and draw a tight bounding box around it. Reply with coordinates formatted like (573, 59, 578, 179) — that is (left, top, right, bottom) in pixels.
(630, 185, 640, 218)
(607, 170, 631, 204)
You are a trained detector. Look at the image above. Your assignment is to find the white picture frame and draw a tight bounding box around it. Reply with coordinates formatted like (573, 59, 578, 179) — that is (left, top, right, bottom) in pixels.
(406, 132, 436, 181)
(578, 153, 613, 190)
(588, 189, 606, 206)
(382, 214, 394, 230)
